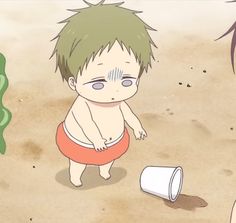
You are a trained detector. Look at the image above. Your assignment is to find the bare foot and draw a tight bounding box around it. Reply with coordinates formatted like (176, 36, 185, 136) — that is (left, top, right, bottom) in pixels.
(69, 159, 86, 187)
(100, 171, 111, 180)
(99, 161, 114, 180)
(70, 177, 83, 187)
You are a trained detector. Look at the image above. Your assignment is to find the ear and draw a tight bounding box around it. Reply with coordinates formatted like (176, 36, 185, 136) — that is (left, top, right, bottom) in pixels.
(68, 76, 76, 91)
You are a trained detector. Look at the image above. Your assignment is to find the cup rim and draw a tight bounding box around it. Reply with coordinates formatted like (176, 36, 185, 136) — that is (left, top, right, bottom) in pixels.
(168, 166, 183, 202)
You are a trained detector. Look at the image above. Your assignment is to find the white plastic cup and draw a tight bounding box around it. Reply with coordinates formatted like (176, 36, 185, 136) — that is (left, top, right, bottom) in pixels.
(140, 166, 183, 202)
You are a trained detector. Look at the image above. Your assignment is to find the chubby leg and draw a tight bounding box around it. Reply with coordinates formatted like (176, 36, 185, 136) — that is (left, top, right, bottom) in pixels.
(69, 159, 86, 187)
(99, 160, 114, 180)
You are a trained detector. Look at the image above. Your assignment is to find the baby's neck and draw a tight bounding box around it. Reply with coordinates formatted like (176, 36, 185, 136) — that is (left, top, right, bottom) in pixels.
(86, 99, 121, 107)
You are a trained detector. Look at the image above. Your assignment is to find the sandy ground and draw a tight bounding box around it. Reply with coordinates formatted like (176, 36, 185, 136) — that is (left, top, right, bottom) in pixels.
(0, 0, 236, 222)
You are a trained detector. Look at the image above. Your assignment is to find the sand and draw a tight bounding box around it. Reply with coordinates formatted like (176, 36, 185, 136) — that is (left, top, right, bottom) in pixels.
(0, 0, 236, 222)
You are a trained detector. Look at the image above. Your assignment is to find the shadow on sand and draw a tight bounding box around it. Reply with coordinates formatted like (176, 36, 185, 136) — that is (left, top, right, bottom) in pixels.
(163, 194, 208, 211)
(55, 166, 127, 190)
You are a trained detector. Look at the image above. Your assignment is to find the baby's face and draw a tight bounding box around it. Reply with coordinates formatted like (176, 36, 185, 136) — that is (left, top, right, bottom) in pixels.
(73, 41, 140, 103)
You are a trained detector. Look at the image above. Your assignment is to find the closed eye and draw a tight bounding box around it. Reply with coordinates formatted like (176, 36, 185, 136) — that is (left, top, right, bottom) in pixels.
(83, 79, 107, 85)
(122, 76, 136, 80)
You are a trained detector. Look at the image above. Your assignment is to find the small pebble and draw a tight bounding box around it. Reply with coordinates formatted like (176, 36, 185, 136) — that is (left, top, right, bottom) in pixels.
(230, 127, 234, 131)
(203, 70, 207, 73)
(179, 82, 183, 85)
(169, 112, 174, 115)
(30, 218, 32, 221)
(190, 67, 193, 69)
(166, 108, 170, 111)
(18, 99, 23, 102)
(187, 84, 191, 88)
(33, 166, 35, 168)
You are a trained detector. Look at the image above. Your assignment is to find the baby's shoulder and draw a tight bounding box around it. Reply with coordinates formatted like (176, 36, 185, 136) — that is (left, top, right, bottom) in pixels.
(70, 96, 88, 111)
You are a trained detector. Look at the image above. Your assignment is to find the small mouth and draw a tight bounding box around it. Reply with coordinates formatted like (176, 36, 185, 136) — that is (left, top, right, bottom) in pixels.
(111, 98, 115, 100)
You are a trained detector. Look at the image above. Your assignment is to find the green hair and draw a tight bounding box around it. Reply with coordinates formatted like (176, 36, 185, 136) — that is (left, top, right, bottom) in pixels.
(51, 0, 157, 81)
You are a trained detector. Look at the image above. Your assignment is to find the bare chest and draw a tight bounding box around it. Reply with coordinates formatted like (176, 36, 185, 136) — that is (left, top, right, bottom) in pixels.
(89, 103, 123, 124)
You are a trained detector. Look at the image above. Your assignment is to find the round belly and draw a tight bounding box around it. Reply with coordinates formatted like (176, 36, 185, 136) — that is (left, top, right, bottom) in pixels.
(90, 107, 125, 144)
(95, 119, 125, 144)
(65, 112, 125, 145)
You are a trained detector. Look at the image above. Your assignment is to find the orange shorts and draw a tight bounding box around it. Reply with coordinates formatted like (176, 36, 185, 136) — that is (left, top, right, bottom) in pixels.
(56, 122, 130, 165)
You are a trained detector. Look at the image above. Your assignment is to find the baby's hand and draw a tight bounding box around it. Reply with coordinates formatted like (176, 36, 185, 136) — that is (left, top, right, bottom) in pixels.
(92, 138, 107, 152)
(133, 127, 147, 140)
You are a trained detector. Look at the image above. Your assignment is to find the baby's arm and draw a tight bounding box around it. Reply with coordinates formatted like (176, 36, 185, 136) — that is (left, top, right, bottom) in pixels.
(71, 101, 107, 151)
(120, 101, 147, 140)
